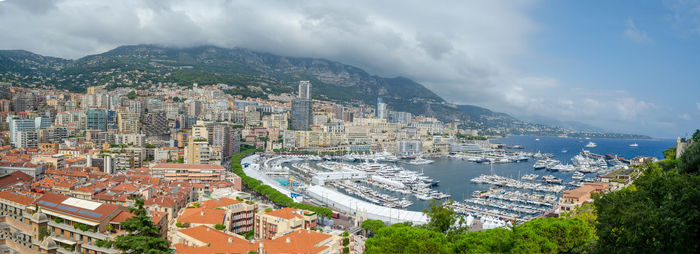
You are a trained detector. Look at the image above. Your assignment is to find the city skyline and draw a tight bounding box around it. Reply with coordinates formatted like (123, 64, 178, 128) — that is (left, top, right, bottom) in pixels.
(0, 1, 698, 137)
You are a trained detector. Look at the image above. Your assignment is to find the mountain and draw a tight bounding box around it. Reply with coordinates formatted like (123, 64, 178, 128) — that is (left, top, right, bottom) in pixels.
(518, 115, 607, 133)
(0, 44, 647, 138)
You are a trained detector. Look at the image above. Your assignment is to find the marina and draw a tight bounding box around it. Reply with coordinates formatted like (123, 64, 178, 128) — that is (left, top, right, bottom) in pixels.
(250, 136, 673, 226)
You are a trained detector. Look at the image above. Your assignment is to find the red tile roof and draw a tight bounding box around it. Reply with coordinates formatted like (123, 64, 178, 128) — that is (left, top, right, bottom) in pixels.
(178, 208, 226, 225)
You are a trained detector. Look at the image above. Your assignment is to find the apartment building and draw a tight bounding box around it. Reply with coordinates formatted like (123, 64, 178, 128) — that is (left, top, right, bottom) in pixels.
(198, 198, 256, 234)
(151, 163, 226, 183)
(254, 208, 318, 240)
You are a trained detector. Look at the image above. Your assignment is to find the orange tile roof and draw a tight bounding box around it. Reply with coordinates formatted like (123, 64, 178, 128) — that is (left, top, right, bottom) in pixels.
(152, 163, 225, 170)
(178, 208, 226, 225)
(261, 229, 333, 254)
(111, 211, 135, 223)
(0, 190, 40, 206)
(198, 198, 242, 209)
(174, 226, 257, 254)
(265, 207, 305, 220)
(0, 171, 33, 189)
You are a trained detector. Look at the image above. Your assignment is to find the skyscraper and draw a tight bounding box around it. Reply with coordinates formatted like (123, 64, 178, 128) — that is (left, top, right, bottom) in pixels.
(290, 99, 313, 130)
(376, 97, 387, 119)
(298, 80, 311, 99)
(86, 108, 107, 131)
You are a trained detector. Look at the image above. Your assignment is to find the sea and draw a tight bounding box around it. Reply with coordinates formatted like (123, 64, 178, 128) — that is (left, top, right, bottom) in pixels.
(394, 136, 675, 212)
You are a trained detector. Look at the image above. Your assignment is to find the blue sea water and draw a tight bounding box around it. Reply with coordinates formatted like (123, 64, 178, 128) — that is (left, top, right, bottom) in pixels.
(397, 136, 675, 212)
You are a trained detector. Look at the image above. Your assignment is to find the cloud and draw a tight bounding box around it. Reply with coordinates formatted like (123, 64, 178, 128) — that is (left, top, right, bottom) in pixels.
(697, 102, 700, 112)
(624, 18, 653, 43)
(679, 113, 692, 120)
(665, 0, 700, 34)
(0, 0, 683, 136)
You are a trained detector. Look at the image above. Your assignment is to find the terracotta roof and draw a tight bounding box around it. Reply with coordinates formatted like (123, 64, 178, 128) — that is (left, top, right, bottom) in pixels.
(198, 198, 242, 209)
(0, 190, 40, 206)
(265, 207, 306, 220)
(111, 211, 135, 223)
(261, 229, 333, 254)
(175, 227, 333, 254)
(152, 163, 225, 170)
(35, 192, 124, 222)
(178, 208, 225, 225)
(0, 171, 33, 189)
(174, 226, 257, 254)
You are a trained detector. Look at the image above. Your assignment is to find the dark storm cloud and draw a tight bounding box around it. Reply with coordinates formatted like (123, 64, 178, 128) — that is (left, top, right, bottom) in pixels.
(0, 0, 681, 136)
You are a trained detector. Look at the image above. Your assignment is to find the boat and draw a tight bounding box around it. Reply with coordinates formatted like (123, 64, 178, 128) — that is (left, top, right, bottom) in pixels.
(561, 149, 568, 153)
(629, 143, 638, 147)
(535, 138, 540, 141)
(408, 156, 434, 165)
(572, 171, 585, 180)
(585, 142, 597, 148)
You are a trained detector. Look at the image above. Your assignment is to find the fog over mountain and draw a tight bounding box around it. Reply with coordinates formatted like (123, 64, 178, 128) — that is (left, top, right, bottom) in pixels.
(0, 0, 698, 137)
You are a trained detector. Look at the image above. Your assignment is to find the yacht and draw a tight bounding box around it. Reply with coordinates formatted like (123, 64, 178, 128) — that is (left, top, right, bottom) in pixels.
(408, 156, 435, 165)
(585, 142, 597, 148)
(572, 171, 585, 180)
(629, 143, 638, 147)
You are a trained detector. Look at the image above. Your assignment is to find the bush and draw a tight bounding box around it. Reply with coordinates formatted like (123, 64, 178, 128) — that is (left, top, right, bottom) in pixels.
(679, 143, 700, 174)
(343, 238, 350, 246)
(343, 247, 350, 254)
(214, 224, 226, 231)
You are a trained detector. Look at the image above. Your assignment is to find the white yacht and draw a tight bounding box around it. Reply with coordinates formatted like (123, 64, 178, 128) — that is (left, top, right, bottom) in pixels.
(408, 156, 434, 165)
(629, 143, 638, 147)
(585, 142, 597, 148)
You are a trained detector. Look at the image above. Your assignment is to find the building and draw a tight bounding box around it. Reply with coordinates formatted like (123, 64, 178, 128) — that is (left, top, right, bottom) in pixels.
(177, 207, 227, 229)
(144, 111, 169, 139)
(376, 97, 387, 119)
(187, 100, 202, 117)
(298, 80, 312, 100)
(2, 192, 132, 254)
(86, 108, 108, 131)
(254, 207, 318, 240)
(9, 118, 36, 147)
(290, 99, 313, 130)
(398, 140, 423, 156)
(198, 198, 256, 234)
(31, 154, 66, 170)
(116, 110, 139, 133)
(185, 137, 210, 165)
(11, 92, 36, 112)
(560, 183, 609, 212)
(676, 137, 694, 158)
(174, 226, 341, 254)
(151, 163, 227, 183)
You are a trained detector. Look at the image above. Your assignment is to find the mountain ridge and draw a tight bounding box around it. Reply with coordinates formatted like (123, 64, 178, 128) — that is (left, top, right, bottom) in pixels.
(0, 44, 649, 138)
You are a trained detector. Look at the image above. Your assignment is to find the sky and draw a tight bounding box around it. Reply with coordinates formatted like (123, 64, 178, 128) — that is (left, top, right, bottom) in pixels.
(0, 0, 698, 138)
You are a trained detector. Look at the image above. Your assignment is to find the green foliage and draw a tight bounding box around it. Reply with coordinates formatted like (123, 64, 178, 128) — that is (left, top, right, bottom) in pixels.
(114, 198, 172, 254)
(679, 143, 700, 174)
(244, 230, 254, 240)
(214, 224, 226, 231)
(343, 237, 350, 246)
(343, 247, 350, 254)
(361, 219, 386, 234)
(594, 163, 700, 253)
(693, 129, 700, 142)
(264, 208, 272, 213)
(364, 223, 453, 254)
(54, 217, 63, 223)
(126, 91, 137, 99)
(422, 200, 467, 235)
(663, 146, 676, 160)
(95, 239, 115, 248)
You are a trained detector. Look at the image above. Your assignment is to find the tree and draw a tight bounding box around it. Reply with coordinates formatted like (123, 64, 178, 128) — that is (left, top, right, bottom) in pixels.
(422, 199, 467, 235)
(114, 198, 172, 253)
(692, 129, 700, 142)
(679, 143, 700, 174)
(127, 91, 138, 99)
(364, 223, 453, 254)
(214, 224, 226, 231)
(361, 220, 386, 235)
(594, 164, 700, 253)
